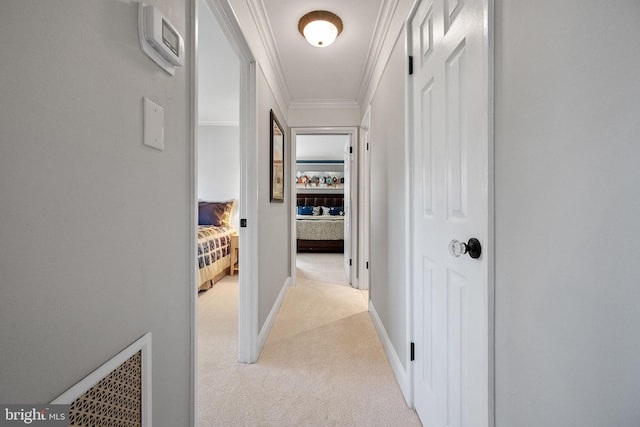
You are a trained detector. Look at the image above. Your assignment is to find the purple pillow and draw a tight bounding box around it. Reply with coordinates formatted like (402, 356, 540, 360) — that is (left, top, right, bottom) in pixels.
(199, 201, 234, 226)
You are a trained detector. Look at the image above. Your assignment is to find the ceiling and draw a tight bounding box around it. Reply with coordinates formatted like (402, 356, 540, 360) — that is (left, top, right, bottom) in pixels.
(261, 0, 384, 106)
(199, 0, 387, 123)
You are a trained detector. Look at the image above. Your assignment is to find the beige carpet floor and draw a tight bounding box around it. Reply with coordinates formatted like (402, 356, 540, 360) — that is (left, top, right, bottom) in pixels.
(295, 253, 353, 288)
(197, 254, 422, 427)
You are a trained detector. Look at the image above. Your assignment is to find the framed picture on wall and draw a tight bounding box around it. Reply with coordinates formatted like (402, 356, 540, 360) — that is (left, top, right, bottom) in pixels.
(270, 110, 285, 202)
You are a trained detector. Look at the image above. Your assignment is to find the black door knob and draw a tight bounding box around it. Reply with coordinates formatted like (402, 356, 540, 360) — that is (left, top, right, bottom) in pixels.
(448, 238, 482, 259)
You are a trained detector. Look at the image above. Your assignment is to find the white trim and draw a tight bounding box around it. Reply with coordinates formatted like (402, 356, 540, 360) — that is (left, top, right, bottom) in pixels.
(237, 59, 259, 363)
(369, 302, 411, 406)
(486, 0, 496, 425)
(203, 0, 252, 60)
(360, 0, 417, 111)
(356, 0, 400, 104)
(238, 61, 258, 362)
(52, 333, 153, 427)
(288, 99, 360, 110)
(189, 0, 198, 424)
(349, 130, 359, 288)
(198, 121, 240, 126)
(245, 0, 292, 106)
(358, 107, 371, 292)
(257, 277, 291, 350)
(403, 7, 415, 410)
(290, 128, 298, 285)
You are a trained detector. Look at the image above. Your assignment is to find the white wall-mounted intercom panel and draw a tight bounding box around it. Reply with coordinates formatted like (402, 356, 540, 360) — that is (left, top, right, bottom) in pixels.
(138, 3, 184, 75)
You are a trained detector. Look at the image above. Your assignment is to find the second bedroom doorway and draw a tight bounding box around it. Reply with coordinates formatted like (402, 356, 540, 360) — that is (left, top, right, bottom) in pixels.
(290, 128, 361, 289)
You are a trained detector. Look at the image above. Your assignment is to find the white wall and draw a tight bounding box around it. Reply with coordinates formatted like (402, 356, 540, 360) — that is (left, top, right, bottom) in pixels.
(257, 67, 291, 330)
(494, 1, 640, 425)
(198, 0, 239, 124)
(296, 134, 349, 161)
(0, 1, 191, 424)
(288, 106, 361, 127)
(369, 33, 408, 368)
(198, 125, 240, 229)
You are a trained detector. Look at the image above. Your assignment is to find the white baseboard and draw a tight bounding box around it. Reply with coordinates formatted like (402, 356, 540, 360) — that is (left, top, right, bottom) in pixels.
(257, 277, 291, 352)
(369, 301, 412, 406)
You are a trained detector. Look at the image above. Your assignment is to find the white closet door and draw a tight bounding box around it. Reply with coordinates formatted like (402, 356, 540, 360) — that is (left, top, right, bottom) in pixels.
(410, 0, 491, 425)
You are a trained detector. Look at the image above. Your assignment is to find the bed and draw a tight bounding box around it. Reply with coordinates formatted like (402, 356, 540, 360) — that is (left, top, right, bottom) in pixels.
(296, 193, 345, 253)
(197, 200, 236, 291)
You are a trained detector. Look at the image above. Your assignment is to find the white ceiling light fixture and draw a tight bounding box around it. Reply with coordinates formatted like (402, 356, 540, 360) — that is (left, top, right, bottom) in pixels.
(298, 10, 343, 48)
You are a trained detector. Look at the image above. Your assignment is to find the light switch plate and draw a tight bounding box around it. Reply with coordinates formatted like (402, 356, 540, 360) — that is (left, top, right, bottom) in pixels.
(143, 97, 164, 151)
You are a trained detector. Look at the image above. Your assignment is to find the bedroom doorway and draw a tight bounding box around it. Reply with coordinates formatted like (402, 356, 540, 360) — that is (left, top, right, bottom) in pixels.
(192, 0, 259, 421)
(290, 128, 360, 289)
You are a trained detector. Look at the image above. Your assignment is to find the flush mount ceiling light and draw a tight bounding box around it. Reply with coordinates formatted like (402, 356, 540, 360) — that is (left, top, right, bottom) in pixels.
(298, 10, 343, 48)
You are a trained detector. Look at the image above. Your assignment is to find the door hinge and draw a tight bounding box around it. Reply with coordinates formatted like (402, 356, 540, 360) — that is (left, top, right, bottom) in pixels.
(409, 56, 414, 75)
(410, 342, 415, 361)
(366, 261, 369, 269)
(349, 259, 352, 266)
(240, 218, 247, 228)
(366, 143, 369, 151)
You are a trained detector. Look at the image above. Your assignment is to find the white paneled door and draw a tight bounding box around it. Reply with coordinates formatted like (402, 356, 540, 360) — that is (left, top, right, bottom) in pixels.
(410, 0, 491, 426)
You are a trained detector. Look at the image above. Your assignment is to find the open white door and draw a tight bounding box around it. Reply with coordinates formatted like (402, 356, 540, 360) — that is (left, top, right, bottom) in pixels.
(410, 0, 492, 425)
(359, 110, 371, 291)
(343, 140, 352, 284)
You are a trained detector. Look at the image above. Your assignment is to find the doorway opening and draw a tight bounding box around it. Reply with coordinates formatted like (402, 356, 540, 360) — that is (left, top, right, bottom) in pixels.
(191, 0, 258, 423)
(195, 2, 242, 414)
(290, 128, 361, 289)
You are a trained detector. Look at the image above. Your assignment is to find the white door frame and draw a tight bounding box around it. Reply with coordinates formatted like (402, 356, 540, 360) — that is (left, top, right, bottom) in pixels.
(405, 0, 495, 424)
(290, 127, 359, 288)
(358, 109, 371, 292)
(190, 0, 258, 425)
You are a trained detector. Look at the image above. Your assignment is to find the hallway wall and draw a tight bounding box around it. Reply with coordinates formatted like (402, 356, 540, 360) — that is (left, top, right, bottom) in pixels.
(494, 1, 640, 425)
(362, 1, 640, 424)
(287, 106, 361, 127)
(215, 0, 293, 352)
(353, 0, 416, 401)
(369, 31, 409, 376)
(257, 67, 291, 331)
(0, 0, 191, 424)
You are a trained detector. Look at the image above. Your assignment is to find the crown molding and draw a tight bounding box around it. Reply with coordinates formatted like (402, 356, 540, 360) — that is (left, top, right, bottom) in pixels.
(203, 0, 254, 61)
(356, 0, 399, 105)
(246, 0, 292, 106)
(289, 99, 361, 110)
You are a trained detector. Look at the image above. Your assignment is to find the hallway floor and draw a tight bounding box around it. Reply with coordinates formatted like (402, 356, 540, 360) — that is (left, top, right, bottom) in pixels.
(197, 253, 422, 426)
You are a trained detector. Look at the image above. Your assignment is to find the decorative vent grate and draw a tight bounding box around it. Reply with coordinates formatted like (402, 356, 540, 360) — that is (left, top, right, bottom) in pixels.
(51, 333, 151, 427)
(69, 351, 142, 426)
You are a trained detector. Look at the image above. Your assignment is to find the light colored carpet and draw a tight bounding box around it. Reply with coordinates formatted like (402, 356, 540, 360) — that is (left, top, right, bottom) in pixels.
(295, 253, 351, 287)
(197, 254, 422, 427)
